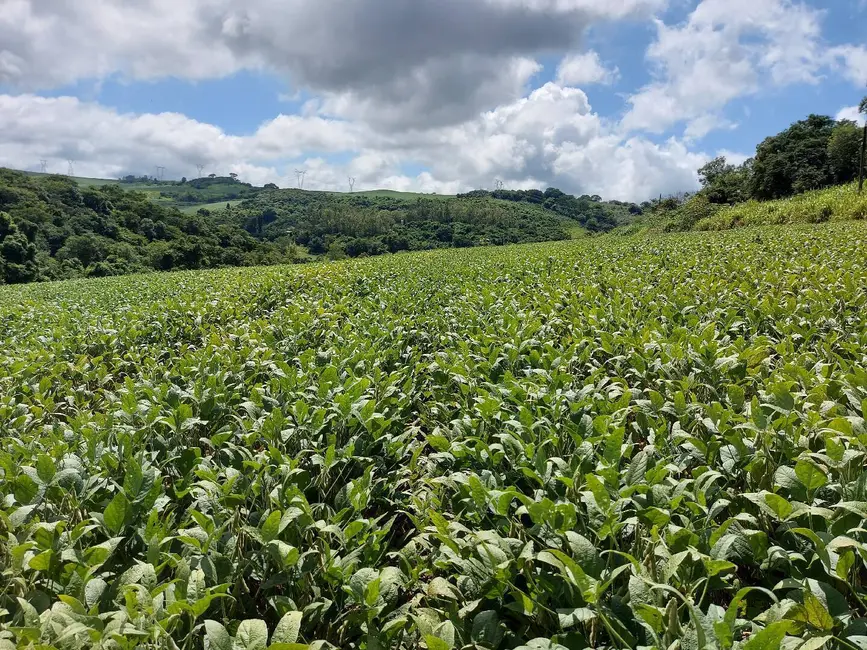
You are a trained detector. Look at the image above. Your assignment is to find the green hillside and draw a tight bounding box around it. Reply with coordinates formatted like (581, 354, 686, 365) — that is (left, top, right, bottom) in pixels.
(0, 169, 589, 283)
(215, 188, 582, 258)
(2, 220, 867, 649)
(622, 182, 867, 235)
(0, 169, 297, 283)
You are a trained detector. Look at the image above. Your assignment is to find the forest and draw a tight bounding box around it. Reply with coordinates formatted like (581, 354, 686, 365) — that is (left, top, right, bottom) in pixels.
(0, 170, 293, 284)
(219, 190, 576, 259)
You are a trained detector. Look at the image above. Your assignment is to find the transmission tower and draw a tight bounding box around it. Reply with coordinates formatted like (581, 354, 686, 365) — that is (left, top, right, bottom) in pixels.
(494, 179, 504, 191)
(196, 164, 205, 178)
(295, 169, 307, 189)
(40, 159, 48, 174)
(155, 166, 166, 182)
(67, 160, 76, 177)
(348, 177, 356, 193)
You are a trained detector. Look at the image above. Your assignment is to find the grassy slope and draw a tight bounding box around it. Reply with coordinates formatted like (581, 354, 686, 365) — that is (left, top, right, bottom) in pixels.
(622, 182, 867, 236)
(179, 199, 246, 214)
(695, 181, 867, 230)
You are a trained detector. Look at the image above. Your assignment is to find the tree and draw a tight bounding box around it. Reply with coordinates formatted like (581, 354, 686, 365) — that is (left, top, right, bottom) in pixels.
(859, 96, 867, 193)
(229, 173, 239, 181)
(0, 211, 38, 284)
(827, 120, 863, 184)
(750, 115, 836, 200)
(698, 156, 752, 204)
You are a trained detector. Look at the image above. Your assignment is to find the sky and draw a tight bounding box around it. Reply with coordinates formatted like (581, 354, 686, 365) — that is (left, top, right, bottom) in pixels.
(0, 0, 865, 202)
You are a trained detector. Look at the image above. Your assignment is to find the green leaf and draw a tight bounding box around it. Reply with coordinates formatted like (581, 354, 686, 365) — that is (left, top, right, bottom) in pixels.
(103, 492, 130, 534)
(261, 510, 282, 543)
(793, 591, 834, 631)
(557, 607, 596, 629)
(795, 459, 827, 492)
(625, 450, 649, 486)
(427, 577, 459, 600)
(471, 610, 503, 648)
(273, 612, 303, 645)
(742, 621, 795, 650)
(796, 636, 833, 650)
(36, 454, 56, 484)
(205, 620, 233, 650)
(235, 619, 268, 650)
(764, 493, 793, 520)
(585, 474, 611, 513)
(425, 636, 451, 650)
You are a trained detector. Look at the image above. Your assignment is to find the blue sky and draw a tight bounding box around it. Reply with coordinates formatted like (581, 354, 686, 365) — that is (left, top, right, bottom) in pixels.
(0, 0, 865, 201)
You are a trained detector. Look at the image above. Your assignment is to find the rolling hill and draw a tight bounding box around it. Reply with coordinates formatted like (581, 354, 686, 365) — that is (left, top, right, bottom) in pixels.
(0, 168, 598, 282)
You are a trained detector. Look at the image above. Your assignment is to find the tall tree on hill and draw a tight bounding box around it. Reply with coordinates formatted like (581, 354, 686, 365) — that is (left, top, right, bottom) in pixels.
(750, 115, 837, 200)
(859, 96, 867, 193)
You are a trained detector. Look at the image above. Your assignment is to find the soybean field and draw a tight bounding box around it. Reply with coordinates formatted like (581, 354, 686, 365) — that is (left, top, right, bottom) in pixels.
(2, 222, 867, 650)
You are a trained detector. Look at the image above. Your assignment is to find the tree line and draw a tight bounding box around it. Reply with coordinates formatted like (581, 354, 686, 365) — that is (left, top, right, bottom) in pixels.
(0, 170, 297, 284)
(220, 190, 572, 259)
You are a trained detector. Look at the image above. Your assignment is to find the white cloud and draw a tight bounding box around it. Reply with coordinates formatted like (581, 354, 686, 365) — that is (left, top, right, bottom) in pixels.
(0, 87, 708, 202)
(836, 105, 866, 126)
(622, 0, 827, 136)
(684, 114, 737, 141)
(556, 51, 619, 86)
(828, 45, 867, 85)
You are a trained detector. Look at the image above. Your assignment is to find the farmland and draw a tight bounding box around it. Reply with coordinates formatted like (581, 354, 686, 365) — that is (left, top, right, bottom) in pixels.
(2, 221, 867, 649)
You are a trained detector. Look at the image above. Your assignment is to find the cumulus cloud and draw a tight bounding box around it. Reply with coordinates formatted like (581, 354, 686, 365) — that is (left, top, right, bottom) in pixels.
(0, 0, 663, 129)
(829, 45, 867, 85)
(0, 88, 707, 201)
(622, 0, 827, 136)
(556, 51, 620, 86)
(4, 0, 863, 202)
(836, 105, 866, 126)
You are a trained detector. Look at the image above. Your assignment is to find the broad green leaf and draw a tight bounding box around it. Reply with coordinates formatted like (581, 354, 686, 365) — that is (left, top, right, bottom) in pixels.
(103, 492, 130, 534)
(794, 460, 827, 492)
(261, 510, 282, 543)
(742, 621, 795, 650)
(793, 591, 834, 631)
(557, 608, 595, 629)
(471, 611, 503, 648)
(273, 612, 303, 645)
(764, 493, 793, 520)
(235, 619, 268, 650)
(205, 620, 233, 650)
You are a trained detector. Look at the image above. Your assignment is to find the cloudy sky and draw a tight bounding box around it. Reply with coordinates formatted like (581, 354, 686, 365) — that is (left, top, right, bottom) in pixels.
(1, 0, 865, 201)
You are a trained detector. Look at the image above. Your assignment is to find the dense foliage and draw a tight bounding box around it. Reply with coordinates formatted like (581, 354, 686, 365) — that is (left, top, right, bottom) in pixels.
(627, 105, 867, 234)
(147, 177, 261, 207)
(0, 170, 579, 284)
(2, 221, 867, 649)
(222, 190, 573, 258)
(0, 169, 293, 283)
(456, 188, 640, 232)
